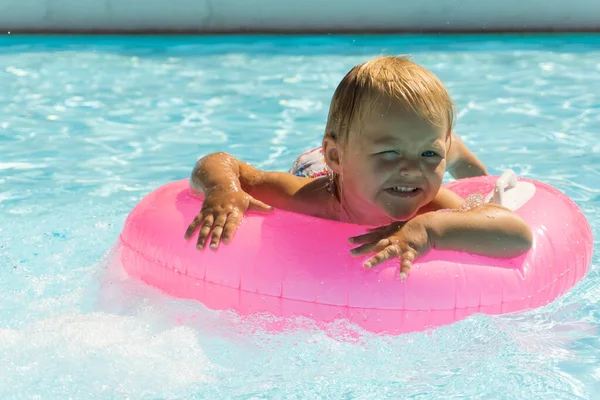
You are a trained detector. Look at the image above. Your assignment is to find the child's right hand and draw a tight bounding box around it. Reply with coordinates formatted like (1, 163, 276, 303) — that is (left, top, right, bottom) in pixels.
(184, 189, 273, 250)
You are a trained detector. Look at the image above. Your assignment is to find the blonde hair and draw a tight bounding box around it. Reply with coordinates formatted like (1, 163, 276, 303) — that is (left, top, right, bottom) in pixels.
(324, 55, 455, 146)
(323, 56, 455, 199)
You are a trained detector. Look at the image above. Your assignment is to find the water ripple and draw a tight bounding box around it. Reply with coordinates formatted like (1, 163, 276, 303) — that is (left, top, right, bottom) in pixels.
(0, 36, 599, 399)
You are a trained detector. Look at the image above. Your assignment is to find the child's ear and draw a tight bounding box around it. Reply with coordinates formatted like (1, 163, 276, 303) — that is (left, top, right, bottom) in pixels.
(322, 136, 342, 174)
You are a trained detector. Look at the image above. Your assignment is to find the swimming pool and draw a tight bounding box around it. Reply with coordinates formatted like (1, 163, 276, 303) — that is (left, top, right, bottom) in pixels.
(0, 34, 598, 398)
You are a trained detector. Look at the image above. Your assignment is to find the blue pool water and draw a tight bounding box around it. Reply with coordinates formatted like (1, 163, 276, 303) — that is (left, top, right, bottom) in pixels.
(1, 35, 599, 399)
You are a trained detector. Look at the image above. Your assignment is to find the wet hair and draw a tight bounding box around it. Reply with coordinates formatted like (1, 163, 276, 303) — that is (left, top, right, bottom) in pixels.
(324, 55, 455, 146)
(323, 56, 455, 198)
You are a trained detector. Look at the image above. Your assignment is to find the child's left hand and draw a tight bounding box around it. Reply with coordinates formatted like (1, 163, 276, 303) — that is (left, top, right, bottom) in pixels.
(348, 217, 431, 279)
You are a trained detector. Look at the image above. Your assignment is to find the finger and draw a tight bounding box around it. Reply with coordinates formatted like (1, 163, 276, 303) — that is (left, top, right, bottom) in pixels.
(209, 213, 229, 250)
(364, 221, 406, 233)
(248, 198, 274, 213)
(399, 249, 416, 279)
(365, 225, 388, 233)
(222, 209, 242, 243)
(363, 244, 400, 269)
(196, 214, 215, 249)
(350, 238, 390, 257)
(348, 230, 388, 245)
(184, 213, 203, 239)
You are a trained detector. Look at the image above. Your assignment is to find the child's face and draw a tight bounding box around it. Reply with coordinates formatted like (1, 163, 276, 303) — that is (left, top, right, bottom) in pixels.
(338, 102, 448, 222)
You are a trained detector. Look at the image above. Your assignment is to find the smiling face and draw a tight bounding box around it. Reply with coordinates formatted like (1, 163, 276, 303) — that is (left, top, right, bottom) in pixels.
(325, 100, 449, 225)
(321, 56, 455, 225)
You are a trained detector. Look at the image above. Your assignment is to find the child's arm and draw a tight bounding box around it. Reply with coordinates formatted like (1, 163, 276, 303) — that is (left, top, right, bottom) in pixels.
(186, 152, 323, 249)
(447, 133, 488, 179)
(424, 205, 532, 256)
(349, 199, 532, 278)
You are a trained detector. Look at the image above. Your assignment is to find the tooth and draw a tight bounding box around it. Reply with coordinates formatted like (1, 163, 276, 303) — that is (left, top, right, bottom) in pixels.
(392, 186, 416, 192)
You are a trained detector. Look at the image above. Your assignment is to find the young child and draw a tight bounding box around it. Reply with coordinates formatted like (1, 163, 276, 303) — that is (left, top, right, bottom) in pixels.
(184, 56, 532, 279)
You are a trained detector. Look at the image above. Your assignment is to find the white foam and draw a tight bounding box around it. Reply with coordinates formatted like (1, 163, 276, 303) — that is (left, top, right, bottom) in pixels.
(0, 312, 215, 398)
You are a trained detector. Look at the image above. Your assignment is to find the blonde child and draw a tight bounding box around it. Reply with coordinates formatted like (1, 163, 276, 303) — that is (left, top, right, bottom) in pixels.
(184, 56, 532, 279)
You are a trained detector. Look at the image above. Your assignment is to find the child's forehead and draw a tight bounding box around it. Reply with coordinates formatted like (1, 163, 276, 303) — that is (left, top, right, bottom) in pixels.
(357, 102, 440, 131)
(351, 107, 448, 145)
(351, 88, 451, 131)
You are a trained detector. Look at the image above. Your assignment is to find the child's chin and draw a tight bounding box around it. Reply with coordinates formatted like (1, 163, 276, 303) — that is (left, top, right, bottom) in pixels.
(386, 208, 418, 221)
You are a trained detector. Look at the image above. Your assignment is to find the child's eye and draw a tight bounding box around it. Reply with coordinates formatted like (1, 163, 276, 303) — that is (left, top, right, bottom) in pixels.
(377, 150, 400, 157)
(422, 150, 437, 157)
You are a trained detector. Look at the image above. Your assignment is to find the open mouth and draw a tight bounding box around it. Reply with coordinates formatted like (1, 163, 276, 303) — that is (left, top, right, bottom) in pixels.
(384, 186, 422, 197)
(389, 186, 419, 193)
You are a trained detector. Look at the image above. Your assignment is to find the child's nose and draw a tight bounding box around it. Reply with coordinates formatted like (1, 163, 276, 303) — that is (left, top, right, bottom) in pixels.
(398, 159, 421, 177)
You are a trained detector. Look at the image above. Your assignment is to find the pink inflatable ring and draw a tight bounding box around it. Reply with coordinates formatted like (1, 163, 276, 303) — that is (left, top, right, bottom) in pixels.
(114, 172, 593, 334)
